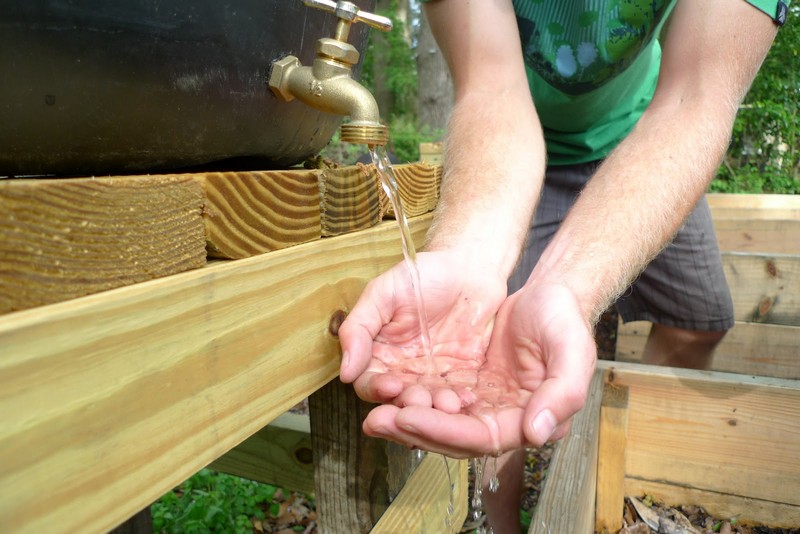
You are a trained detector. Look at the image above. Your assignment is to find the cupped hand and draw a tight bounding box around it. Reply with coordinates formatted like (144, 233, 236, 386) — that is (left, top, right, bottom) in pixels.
(358, 282, 598, 458)
(338, 250, 508, 409)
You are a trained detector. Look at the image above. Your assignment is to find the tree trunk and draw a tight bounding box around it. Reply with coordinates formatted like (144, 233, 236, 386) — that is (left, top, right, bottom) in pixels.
(416, 9, 453, 134)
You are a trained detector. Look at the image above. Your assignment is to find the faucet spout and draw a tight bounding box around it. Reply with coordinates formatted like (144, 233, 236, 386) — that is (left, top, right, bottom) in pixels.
(268, 0, 392, 147)
(269, 55, 388, 146)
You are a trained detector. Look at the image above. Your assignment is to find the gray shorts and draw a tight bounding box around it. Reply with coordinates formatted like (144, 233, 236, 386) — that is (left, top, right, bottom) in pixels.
(507, 161, 735, 332)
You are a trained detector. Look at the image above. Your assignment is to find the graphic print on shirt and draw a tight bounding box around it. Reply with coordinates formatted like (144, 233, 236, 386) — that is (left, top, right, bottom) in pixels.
(513, 0, 671, 94)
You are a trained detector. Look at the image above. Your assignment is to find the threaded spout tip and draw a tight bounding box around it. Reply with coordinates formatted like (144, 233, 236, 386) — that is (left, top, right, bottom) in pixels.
(340, 123, 389, 146)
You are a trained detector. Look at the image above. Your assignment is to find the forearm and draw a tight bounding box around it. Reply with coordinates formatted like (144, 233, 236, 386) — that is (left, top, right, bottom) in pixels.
(530, 100, 734, 324)
(426, 87, 545, 278)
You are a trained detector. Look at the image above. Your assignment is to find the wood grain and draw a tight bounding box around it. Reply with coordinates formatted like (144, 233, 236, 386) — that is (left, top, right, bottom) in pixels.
(713, 218, 800, 254)
(616, 320, 800, 379)
(209, 413, 314, 494)
(0, 175, 206, 314)
(319, 164, 383, 237)
(707, 193, 800, 221)
(722, 252, 799, 325)
(530, 369, 604, 534)
(197, 170, 321, 259)
(372, 453, 468, 534)
(0, 215, 431, 534)
(595, 382, 629, 533)
(378, 162, 442, 219)
(607, 363, 800, 508)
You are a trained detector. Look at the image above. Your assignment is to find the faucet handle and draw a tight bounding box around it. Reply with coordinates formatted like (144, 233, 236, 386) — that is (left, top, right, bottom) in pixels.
(303, 0, 393, 33)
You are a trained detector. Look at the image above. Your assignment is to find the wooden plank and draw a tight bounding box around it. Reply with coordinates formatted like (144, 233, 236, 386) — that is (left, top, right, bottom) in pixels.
(722, 252, 800, 325)
(372, 453, 468, 534)
(713, 218, 800, 253)
(209, 412, 314, 494)
(0, 175, 206, 315)
(419, 142, 444, 166)
(616, 320, 800, 379)
(623, 478, 800, 529)
(707, 193, 800, 220)
(379, 162, 441, 219)
(309, 378, 416, 533)
(607, 363, 800, 508)
(530, 369, 605, 534)
(197, 170, 321, 259)
(0, 214, 431, 534)
(320, 164, 383, 237)
(595, 382, 629, 533)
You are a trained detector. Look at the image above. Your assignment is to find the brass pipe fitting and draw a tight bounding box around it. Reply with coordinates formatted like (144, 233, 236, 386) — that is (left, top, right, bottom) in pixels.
(268, 0, 392, 147)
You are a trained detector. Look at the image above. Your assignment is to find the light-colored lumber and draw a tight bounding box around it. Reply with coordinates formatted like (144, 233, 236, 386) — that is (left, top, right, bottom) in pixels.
(713, 218, 800, 254)
(378, 162, 442, 218)
(319, 164, 383, 236)
(616, 320, 800, 379)
(623, 478, 800, 529)
(372, 453, 468, 534)
(607, 362, 800, 508)
(419, 142, 444, 166)
(197, 170, 321, 259)
(309, 378, 417, 533)
(0, 214, 431, 534)
(722, 252, 800, 325)
(595, 382, 629, 533)
(707, 193, 800, 220)
(209, 412, 314, 494)
(529, 369, 605, 534)
(0, 175, 206, 314)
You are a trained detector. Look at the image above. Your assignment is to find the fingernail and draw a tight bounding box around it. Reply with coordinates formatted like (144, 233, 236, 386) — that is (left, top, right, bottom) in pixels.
(531, 409, 557, 442)
(342, 350, 350, 370)
(400, 423, 418, 434)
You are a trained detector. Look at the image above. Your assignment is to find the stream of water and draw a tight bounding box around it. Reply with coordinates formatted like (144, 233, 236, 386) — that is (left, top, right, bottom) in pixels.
(369, 147, 500, 532)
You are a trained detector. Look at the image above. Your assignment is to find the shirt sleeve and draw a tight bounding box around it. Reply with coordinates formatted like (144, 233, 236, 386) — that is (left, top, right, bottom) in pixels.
(744, 0, 791, 25)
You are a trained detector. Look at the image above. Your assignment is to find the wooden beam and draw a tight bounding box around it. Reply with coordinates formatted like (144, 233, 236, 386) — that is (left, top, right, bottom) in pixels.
(616, 320, 800, 379)
(379, 163, 442, 219)
(595, 381, 629, 533)
(209, 413, 314, 494)
(722, 252, 799, 325)
(529, 369, 604, 534)
(197, 170, 321, 259)
(0, 175, 207, 314)
(0, 215, 431, 534)
(608, 363, 800, 508)
(372, 453, 468, 534)
(309, 379, 417, 533)
(707, 193, 800, 220)
(713, 218, 800, 254)
(623, 478, 800, 529)
(319, 165, 383, 237)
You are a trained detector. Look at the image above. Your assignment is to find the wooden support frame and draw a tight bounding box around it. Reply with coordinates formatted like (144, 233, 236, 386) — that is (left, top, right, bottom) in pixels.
(0, 215, 431, 533)
(595, 381, 629, 533)
(533, 361, 800, 533)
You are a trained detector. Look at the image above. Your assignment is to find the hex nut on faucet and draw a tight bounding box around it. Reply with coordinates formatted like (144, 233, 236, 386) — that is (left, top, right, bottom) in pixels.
(268, 56, 301, 101)
(317, 38, 360, 65)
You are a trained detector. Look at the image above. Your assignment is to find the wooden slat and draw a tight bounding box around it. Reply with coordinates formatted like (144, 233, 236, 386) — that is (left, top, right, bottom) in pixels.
(713, 218, 800, 254)
(209, 413, 314, 494)
(608, 363, 800, 508)
(530, 369, 604, 534)
(197, 170, 321, 259)
(372, 453, 468, 534)
(623, 478, 800, 529)
(0, 175, 206, 314)
(320, 165, 383, 237)
(595, 382, 629, 533)
(707, 193, 800, 220)
(309, 378, 417, 533)
(616, 320, 800, 379)
(379, 163, 442, 219)
(722, 252, 800, 325)
(0, 215, 431, 534)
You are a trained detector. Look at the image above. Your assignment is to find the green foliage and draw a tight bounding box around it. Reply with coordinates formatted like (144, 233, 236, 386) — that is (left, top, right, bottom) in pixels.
(711, 6, 799, 194)
(151, 469, 301, 534)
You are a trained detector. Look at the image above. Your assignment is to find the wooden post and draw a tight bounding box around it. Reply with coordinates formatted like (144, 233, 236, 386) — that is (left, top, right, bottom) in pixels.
(595, 378, 630, 533)
(309, 380, 416, 533)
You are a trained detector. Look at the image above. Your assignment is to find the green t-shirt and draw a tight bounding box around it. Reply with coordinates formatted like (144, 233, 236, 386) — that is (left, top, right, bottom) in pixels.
(511, 0, 790, 164)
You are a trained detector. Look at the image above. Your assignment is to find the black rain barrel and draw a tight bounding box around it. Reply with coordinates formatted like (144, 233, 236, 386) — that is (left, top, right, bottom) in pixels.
(0, 0, 375, 176)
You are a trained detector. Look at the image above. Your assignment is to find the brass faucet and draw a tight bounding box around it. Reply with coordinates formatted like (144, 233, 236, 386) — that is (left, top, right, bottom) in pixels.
(269, 0, 392, 147)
